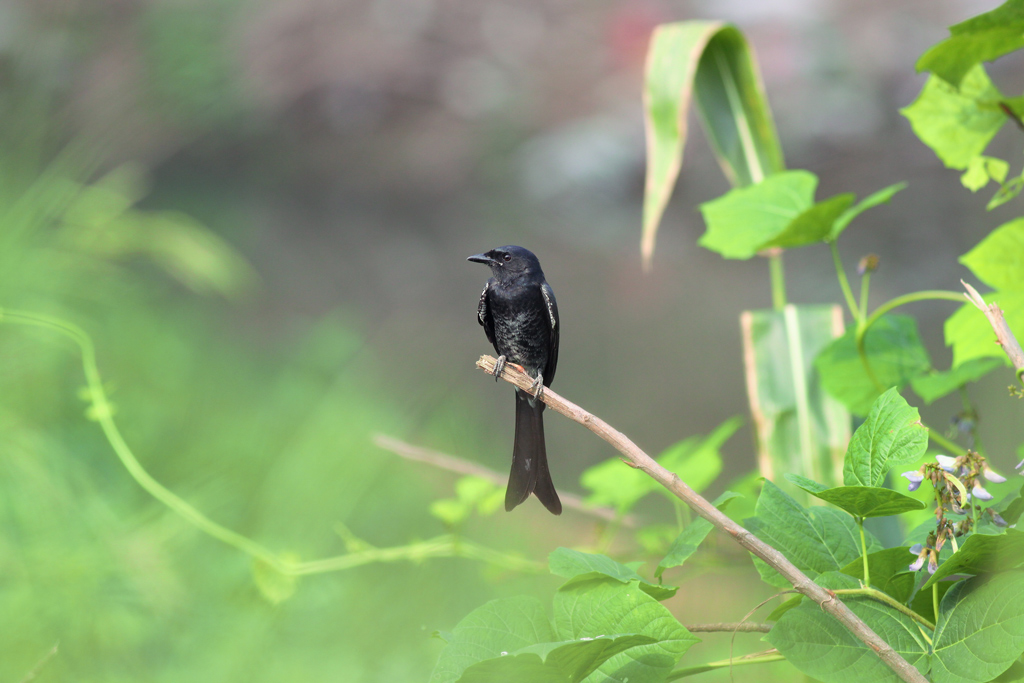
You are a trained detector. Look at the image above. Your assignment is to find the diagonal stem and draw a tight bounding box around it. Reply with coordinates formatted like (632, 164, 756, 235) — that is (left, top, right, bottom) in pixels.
(477, 354, 930, 683)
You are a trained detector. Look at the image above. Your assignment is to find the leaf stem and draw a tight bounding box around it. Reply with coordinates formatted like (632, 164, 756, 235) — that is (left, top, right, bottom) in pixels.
(832, 588, 935, 630)
(857, 516, 870, 586)
(831, 242, 860, 321)
(859, 271, 872, 322)
(932, 584, 939, 622)
(666, 650, 785, 680)
(769, 249, 787, 311)
(926, 427, 967, 457)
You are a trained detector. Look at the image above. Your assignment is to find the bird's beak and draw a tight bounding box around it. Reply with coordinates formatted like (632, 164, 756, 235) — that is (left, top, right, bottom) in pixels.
(467, 253, 498, 266)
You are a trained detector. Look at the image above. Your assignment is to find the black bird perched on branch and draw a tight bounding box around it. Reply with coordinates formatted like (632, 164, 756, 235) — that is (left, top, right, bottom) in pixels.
(468, 245, 561, 515)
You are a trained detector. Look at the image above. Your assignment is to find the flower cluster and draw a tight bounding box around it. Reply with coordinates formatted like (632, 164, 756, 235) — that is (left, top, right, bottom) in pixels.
(901, 451, 1008, 573)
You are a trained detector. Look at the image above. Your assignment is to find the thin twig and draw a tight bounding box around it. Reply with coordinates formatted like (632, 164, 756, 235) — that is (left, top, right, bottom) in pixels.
(962, 280, 1024, 379)
(373, 434, 634, 526)
(685, 622, 772, 633)
(18, 643, 58, 683)
(476, 354, 930, 683)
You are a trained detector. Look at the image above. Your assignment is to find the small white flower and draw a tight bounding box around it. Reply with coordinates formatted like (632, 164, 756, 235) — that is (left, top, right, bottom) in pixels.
(972, 484, 993, 501)
(935, 455, 958, 472)
(909, 543, 923, 554)
(927, 555, 938, 574)
(901, 471, 924, 491)
(984, 467, 1007, 484)
(908, 556, 925, 572)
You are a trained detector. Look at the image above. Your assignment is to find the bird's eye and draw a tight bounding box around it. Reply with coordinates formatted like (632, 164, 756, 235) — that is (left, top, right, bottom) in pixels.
(502, 253, 512, 262)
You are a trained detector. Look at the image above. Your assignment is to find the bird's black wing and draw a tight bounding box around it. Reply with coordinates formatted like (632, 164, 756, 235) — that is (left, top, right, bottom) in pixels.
(477, 279, 496, 348)
(540, 282, 559, 386)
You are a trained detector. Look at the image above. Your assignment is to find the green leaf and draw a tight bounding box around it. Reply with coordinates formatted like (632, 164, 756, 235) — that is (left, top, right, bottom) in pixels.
(553, 578, 698, 683)
(641, 22, 784, 267)
(767, 572, 930, 683)
(922, 529, 1024, 591)
(698, 170, 816, 259)
(815, 315, 932, 416)
(916, 0, 1024, 86)
(900, 65, 1007, 170)
(766, 595, 803, 622)
(910, 357, 1004, 404)
(655, 492, 741, 579)
(961, 217, 1024, 290)
(988, 175, 1024, 211)
(842, 388, 928, 487)
(829, 182, 908, 241)
(745, 480, 878, 586)
(786, 474, 926, 518)
(455, 634, 658, 683)
(932, 571, 1024, 683)
(840, 547, 918, 600)
(758, 193, 855, 249)
(430, 597, 555, 683)
(962, 155, 1010, 192)
(945, 290, 1024, 367)
(549, 548, 678, 601)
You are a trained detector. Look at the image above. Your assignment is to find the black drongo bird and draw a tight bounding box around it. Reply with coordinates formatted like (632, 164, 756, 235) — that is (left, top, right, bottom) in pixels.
(468, 245, 561, 515)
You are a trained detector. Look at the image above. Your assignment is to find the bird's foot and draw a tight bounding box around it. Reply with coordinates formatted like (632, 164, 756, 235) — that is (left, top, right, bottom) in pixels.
(493, 355, 506, 381)
(529, 372, 545, 401)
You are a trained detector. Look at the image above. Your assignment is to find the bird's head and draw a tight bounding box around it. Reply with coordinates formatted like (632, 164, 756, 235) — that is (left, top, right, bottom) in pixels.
(467, 245, 543, 283)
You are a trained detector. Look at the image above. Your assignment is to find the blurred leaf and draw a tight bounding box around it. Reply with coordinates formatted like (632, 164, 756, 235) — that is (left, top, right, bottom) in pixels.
(430, 597, 555, 683)
(901, 65, 1007, 170)
(641, 21, 784, 266)
(829, 182, 908, 241)
(961, 217, 1024, 290)
(815, 315, 932, 416)
(962, 155, 1010, 192)
(786, 475, 925, 518)
(945, 291, 1024, 367)
(766, 595, 802, 622)
(916, 0, 1024, 85)
(988, 174, 1024, 210)
(454, 635, 659, 683)
(252, 554, 300, 605)
(581, 418, 739, 514)
(767, 572, 930, 683)
(698, 170, 816, 259)
(550, 548, 678, 601)
(910, 357, 1003, 403)
(745, 481, 878, 586)
(922, 529, 1024, 591)
(843, 388, 928, 488)
(553, 578, 698, 683)
(742, 306, 850, 501)
(655, 492, 740, 579)
(932, 571, 1024, 683)
(759, 193, 855, 249)
(840, 547, 917, 599)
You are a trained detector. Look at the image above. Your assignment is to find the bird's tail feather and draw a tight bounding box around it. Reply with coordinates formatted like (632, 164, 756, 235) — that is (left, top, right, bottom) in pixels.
(507, 391, 562, 515)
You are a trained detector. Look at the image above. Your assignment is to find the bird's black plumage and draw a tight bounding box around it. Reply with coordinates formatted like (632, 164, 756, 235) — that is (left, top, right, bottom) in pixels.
(468, 245, 561, 514)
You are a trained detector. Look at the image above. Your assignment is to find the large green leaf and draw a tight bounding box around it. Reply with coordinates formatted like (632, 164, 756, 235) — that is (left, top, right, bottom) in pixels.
(741, 305, 850, 501)
(815, 315, 932, 416)
(900, 65, 1007, 170)
(553, 578, 698, 683)
(430, 597, 555, 683)
(455, 635, 658, 683)
(945, 290, 1024, 367)
(745, 480, 878, 586)
(767, 572, 930, 683)
(842, 388, 929, 488)
(961, 217, 1024, 290)
(641, 22, 784, 266)
(786, 474, 925, 518)
(922, 529, 1024, 591)
(698, 170, 816, 259)
(932, 571, 1024, 683)
(916, 0, 1024, 86)
(550, 548, 677, 602)
(655, 492, 741, 579)
(910, 357, 1004, 404)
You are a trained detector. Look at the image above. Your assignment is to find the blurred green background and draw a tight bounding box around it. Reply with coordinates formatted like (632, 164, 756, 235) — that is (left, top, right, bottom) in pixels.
(1, 0, 1021, 681)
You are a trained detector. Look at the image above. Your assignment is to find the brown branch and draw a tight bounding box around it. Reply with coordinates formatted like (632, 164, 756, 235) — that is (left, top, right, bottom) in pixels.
(373, 434, 635, 526)
(962, 280, 1024, 378)
(475, 354, 929, 683)
(686, 622, 772, 633)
